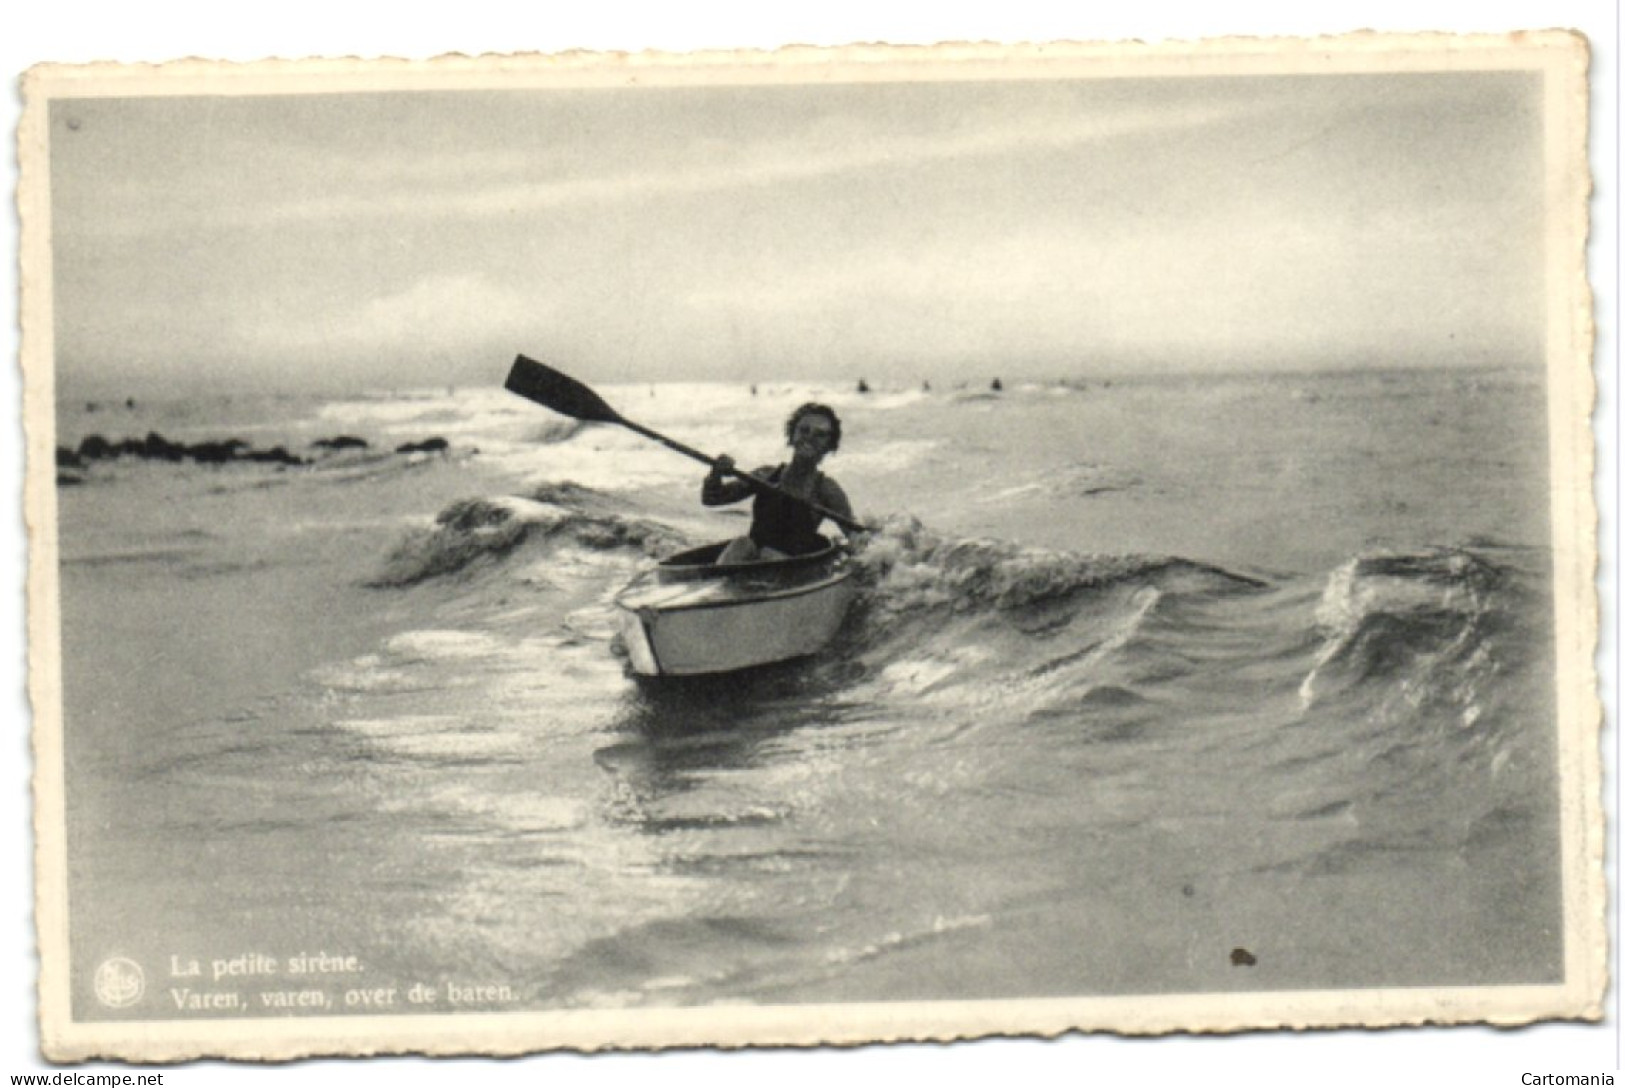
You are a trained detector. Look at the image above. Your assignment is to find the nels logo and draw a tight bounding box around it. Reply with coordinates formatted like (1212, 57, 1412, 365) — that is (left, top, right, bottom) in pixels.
(93, 957, 145, 1009)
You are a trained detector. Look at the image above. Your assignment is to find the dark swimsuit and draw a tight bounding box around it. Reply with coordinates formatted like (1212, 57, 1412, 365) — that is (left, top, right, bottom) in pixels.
(748, 466, 829, 556)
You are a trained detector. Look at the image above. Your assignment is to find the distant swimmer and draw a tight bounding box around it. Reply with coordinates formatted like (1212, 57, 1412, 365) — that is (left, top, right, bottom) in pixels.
(857, 379, 871, 394)
(922, 380, 931, 392)
(991, 378, 1003, 392)
(702, 403, 857, 565)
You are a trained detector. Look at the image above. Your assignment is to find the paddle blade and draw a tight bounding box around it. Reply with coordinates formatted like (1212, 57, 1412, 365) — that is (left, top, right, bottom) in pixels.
(504, 355, 624, 425)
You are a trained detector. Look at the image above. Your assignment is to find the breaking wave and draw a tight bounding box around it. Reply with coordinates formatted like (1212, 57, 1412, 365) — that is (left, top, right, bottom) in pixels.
(852, 515, 1265, 611)
(1297, 546, 1531, 736)
(364, 489, 1546, 799)
(368, 483, 684, 587)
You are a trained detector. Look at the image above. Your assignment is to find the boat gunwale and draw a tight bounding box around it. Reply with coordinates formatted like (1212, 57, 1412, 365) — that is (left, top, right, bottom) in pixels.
(645, 538, 848, 583)
(615, 565, 854, 615)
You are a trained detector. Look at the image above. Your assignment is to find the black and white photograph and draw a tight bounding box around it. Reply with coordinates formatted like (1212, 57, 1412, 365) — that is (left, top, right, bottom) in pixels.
(10, 7, 1613, 1080)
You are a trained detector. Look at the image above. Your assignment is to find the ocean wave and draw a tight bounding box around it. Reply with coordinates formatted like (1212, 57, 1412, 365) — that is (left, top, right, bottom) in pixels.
(1202, 543, 1553, 881)
(368, 490, 682, 587)
(328, 714, 532, 765)
(853, 515, 1265, 615)
(1298, 546, 1515, 730)
(821, 913, 994, 969)
(527, 419, 585, 445)
(816, 517, 1267, 723)
(980, 462, 1143, 504)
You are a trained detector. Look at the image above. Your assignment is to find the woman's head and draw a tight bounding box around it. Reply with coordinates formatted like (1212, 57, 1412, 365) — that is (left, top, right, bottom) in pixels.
(784, 403, 842, 454)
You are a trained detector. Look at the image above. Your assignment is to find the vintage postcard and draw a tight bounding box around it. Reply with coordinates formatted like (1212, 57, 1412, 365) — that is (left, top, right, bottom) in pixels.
(20, 31, 1601, 1062)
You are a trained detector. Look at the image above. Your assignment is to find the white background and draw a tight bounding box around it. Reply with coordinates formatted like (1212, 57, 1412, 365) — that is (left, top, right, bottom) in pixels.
(5, 3, 1619, 1085)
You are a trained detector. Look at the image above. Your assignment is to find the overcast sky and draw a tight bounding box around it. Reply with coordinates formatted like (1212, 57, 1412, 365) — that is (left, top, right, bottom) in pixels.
(47, 68, 1543, 393)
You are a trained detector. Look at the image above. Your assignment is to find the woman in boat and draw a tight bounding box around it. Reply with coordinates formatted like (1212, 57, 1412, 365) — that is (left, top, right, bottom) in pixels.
(702, 402, 857, 565)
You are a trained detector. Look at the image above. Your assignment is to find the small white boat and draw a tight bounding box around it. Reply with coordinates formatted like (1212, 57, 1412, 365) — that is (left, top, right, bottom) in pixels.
(614, 540, 855, 676)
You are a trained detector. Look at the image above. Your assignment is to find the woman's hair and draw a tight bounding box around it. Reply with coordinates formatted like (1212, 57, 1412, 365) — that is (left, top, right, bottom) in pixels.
(784, 403, 842, 452)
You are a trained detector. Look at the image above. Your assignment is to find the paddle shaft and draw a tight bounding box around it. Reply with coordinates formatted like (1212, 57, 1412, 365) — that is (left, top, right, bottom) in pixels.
(617, 417, 719, 469)
(505, 355, 871, 536)
(625, 418, 868, 536)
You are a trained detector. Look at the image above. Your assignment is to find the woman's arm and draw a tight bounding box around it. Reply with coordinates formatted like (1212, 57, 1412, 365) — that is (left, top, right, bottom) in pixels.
(701, 456, 763, 506)
(817, 476, 858, 527)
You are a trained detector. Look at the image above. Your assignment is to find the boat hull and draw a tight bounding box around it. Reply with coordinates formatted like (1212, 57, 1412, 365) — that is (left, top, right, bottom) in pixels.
(615, 542, 855, 676)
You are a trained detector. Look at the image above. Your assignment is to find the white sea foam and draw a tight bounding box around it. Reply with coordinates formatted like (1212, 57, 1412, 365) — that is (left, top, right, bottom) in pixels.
(383, 629, 506, 661)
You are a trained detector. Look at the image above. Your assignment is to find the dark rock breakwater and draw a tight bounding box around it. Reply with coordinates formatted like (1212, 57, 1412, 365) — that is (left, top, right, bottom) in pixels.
(56, 431, 452, 485)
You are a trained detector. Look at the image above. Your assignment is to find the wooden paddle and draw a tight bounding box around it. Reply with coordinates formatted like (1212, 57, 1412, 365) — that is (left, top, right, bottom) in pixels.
(504, 354, 873, 536)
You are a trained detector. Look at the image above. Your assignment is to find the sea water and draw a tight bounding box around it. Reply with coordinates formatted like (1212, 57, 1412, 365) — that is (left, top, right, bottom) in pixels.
(50, 365, 1561, 1018)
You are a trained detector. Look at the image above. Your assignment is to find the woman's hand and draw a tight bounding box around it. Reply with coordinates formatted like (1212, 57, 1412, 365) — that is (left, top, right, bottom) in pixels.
(702, 454, 748, 506)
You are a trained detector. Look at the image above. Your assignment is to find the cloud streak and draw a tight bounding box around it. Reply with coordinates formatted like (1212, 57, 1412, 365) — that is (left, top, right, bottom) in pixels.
(48, 70, 1545, 388)
(61, 94, 1266, 239)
